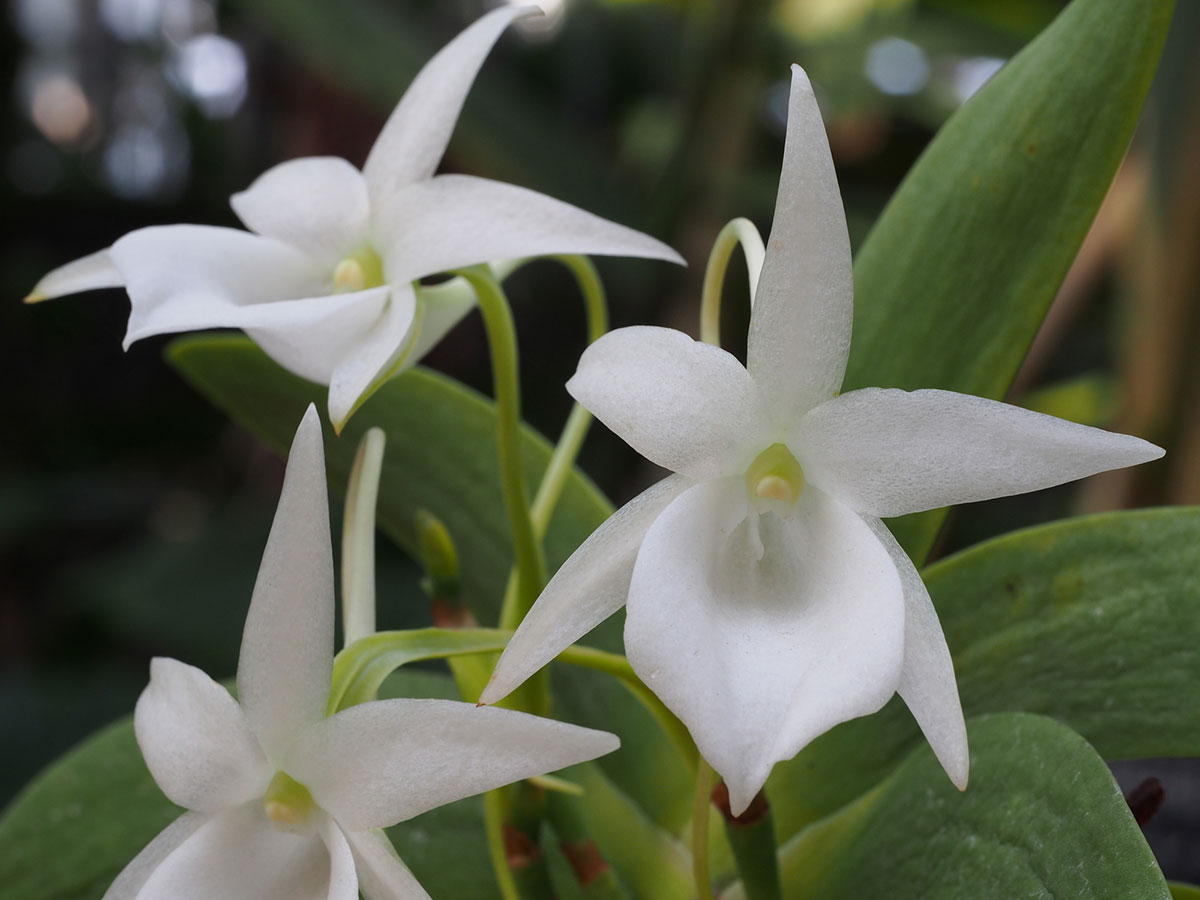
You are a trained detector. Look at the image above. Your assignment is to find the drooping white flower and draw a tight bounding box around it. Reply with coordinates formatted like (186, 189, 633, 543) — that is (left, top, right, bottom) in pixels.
(26, 6, 682, 430)
(480, 65, 1164, 815)
(109, 406, 618, 900)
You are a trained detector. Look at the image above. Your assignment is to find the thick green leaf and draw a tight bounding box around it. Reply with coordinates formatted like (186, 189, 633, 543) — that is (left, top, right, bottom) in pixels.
(0, 670, 501, 900)
(166, 335, 693, 826)
(768, 507, 1200, 843)
(846, 0, 1173, 560)
(763, 714, 1169, 900)
(168, 335, 613, 625)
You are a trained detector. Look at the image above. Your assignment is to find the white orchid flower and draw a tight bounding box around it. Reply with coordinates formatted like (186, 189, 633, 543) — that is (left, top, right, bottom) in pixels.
(26, 6, 682, 431)
(480, 66, 1164, 816)
(109, 406, 618, 900)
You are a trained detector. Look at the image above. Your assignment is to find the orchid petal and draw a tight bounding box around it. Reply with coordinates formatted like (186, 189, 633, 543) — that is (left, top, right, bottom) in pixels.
(134, 802, 333, 900)
(26, 248, 122, 302)
(376, 175, 683, 284)
(133, 658, 270, 812)
(237, 406, 335, 763)
(863, 517, 968, 789)
(231, 157, 370, 267)
(327, 284, 418, 430)
(362, 5, 530, 196)
(109, 225, 327, 349)
(796, 388, 1165, 517)
(624, 479, 905, 816)
(344, 830, 432, 900)
(480, 473, 690, 705)
(319, 818, 361, 900)
(566, 327, 772, 479)
(241, 286, 391, 385)
(101, 811, 208, 900)
(284, 699, 618, 831)
(748, 66, 853, 417)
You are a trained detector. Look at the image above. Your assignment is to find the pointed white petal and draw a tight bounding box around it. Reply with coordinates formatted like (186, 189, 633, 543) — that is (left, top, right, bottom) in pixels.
(109, 225, 328, 348)
(133, 658, 270, 812)
(231, 157, 370, 267)
(362, 6, 530, 196)
(135, 802, 333, 900)
(863, 517, 968, 789)
(241, 286, 392, 385)
(101, 811, 209, 900)
(479, 473, 691, 705)
(237, 406, 335, 763)
(566, 327, 773, 479)
(26, 248, 122, 302)
(376, 175, 683, 284)
(796, 388, 1165, 517)
(319, 818, 361, 900)
(327, 285, 418, 430)
(748, 66, 853, 417)
(285, 699, 619, 831)
(624, 479, 905, 816)
(344, 830, 432, 900)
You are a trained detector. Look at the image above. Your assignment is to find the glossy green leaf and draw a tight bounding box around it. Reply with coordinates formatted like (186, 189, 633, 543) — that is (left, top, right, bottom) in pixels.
(0, 669, 501, 900)
(1170, 884, 1200, 900)
(166, 335, 693, 826)
(762, 714, 1169, 900)
(846, 0, 1173, 560)
(768, 506, 1200, 844)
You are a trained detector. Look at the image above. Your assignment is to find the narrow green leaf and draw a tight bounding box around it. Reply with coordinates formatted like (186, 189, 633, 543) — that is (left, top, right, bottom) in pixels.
(166, 336, 693, 826)
(765, 714, 1169, 900)
(846, 0, 1174, 560)
(768, 506, 1200, 843)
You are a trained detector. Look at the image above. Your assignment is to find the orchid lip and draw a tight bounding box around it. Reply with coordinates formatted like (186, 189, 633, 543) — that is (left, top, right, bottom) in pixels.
(332, 245, 385, 294)
(263, 770, 318, 831)
(745, 442, 805, 508)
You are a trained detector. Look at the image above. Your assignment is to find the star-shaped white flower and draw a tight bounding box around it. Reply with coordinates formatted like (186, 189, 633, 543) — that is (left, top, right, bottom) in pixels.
(480, 66, 1164, 815)
(108, 406, 618, 900)
(26, 6, 682, 430)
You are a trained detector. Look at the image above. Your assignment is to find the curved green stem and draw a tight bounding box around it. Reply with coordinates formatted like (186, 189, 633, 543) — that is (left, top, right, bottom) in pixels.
(556, 644, 696, 775)
(331, 627, 695, 775)
(498, 255, 611, 630)
(528, 255, 608, 536)
(699, 217, 766, 347)
(692, 757, 718, 900)
(454, 266, 547, 625)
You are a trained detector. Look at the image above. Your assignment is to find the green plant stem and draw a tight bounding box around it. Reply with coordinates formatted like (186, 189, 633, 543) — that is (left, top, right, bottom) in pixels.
(498, 254, 611, 628)
(454, 266, 547, 626)
(556, 644, 696, 774)
(485, 790, 523, 900)
(699, 217, 766, 346)
(333, 627, 696, 774)
(712, 785, 782, 900)
(693, 758, 718, 900)
(529, 255, 608, 536)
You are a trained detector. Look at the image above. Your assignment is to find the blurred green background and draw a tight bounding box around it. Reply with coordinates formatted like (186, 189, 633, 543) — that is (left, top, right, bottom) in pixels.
(2, 0, 1198, 879)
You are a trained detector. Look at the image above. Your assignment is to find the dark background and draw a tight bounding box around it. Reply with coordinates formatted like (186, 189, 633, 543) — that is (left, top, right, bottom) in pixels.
(2, 0, 1198, 879)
